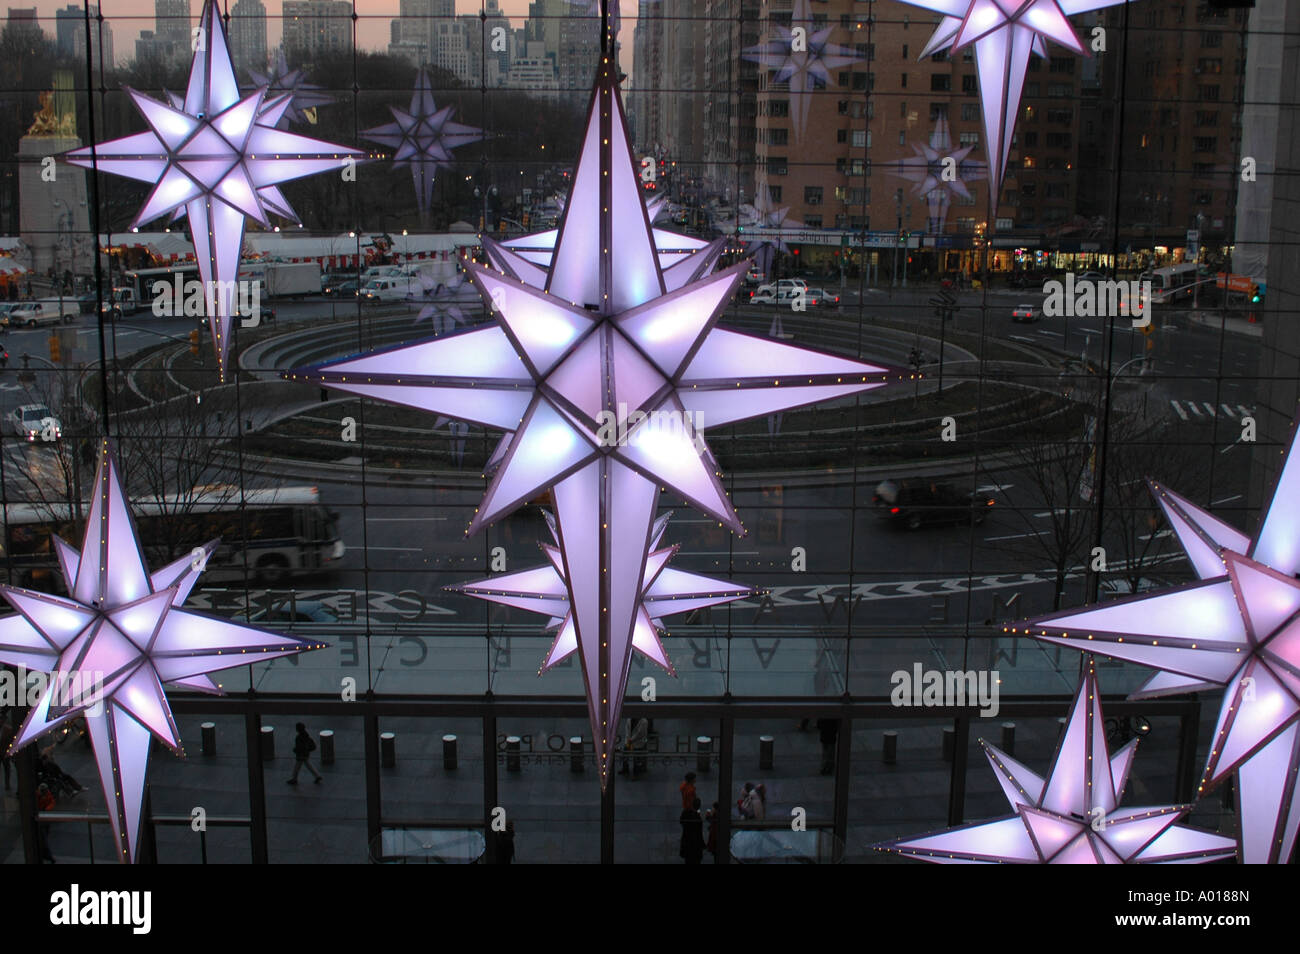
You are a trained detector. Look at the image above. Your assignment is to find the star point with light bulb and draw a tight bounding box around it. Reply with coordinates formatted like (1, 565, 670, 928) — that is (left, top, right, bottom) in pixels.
(879, 660, 1236, 863)
(0, 440, 325, 863)
(62, 0, 365, 380)
(1018, 408, 1300, 863)
(288, 56, 909, 783)
(895, 0, 1136, 192)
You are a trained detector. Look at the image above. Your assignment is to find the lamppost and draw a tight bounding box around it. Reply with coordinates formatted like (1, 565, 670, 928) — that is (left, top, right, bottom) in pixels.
(475, 184, 498, 235)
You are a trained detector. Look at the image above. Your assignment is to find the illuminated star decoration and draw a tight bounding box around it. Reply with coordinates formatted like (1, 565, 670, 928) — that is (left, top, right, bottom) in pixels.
(743, 0, 861, 143)
(410, 270, 470, 335)
(745, 180, 802, 278)
(359, 70, 482, 218)
(879, 661, 1236, 863)
(889, 115, 987, 234)
(288, 58, 907, 784)
(0, 441, 323, 863)
(453, 511, 752, 676)
(894, 0, 1135, 193)
(1019, 409, 1300, 864)
(247, 48, 334, 128)
(62, 0, 365, 381)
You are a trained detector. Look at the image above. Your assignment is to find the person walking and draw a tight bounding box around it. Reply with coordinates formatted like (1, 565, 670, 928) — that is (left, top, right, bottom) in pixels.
(743, 782, 767, 820)
(287, 723, 322, 784)
(679, 771, 697, 811)
(679, 797, 705, 864)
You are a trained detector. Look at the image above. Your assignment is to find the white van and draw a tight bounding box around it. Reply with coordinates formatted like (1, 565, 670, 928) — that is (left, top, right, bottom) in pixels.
(361, 277, 410, 303)
(6, 299, 79, 327)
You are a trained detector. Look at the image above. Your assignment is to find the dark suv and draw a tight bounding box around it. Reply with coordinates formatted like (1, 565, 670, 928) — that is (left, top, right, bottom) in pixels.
(873, 479, 994, 530)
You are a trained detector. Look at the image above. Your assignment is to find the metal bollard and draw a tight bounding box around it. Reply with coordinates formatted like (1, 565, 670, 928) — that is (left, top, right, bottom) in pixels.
(758, 735, 774, 770)
(570, 736, 584, 774)
(882, 730, 898, 765)
(443, 734, 458, 770)
(941, 726, 955, 762)
(319, 730, 335, 765)
(200, 722, 216, 757)
(506, 736, 522, 772)
(380, 731, 396, 768)
(260, 725, 274, 762)
(696, 736, 712, 774)
(1001, 722, 1016, 756)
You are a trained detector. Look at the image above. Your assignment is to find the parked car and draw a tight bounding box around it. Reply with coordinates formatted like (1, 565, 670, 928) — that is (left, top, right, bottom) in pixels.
(873, 479, 994, 530)
(803, 287, 841, 308)
(744, 267, 765, 285)
(749, 278, 808, 305)
(7, 403, 61, 442)
(323, 279, 360, 298)
(1011, 303, 1040, 323)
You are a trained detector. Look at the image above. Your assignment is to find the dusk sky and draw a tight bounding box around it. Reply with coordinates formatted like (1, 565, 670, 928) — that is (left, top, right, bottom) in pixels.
(16, 0, 640, 65)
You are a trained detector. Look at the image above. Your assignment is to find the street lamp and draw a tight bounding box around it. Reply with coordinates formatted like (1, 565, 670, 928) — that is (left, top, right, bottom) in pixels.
(474, 184, 498, 235)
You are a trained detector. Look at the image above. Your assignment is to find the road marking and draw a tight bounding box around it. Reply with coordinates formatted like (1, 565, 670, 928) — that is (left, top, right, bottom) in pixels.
(1186, 402, 1203, 418)
(366, 516, 449, 522)
(677, 550, 760, 556)
(1202, 402, 1217, 416)
(1237, 405, 1251, 417)
(1036, 329, 1064, 337)
(1212, 495, 1243, 505)
(1009, 335, 1035, 343)
(1221, 404, 1235, 418)
(1032, 509, 1068, 518)
(977, 483, 1013, 493)
(985, 531, 1043, 542)
(365, 546, 424, 552)
(1138, 530, 1173, 541)
(1171, 401, 1188, 421)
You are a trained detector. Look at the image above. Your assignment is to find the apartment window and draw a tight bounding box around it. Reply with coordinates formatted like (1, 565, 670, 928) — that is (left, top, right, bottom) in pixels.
(1193, 162, 1215, 177)
(901, 73, 908, 88)
(770, 99, 790, 117)
(804, 216, 823, 229)
(856, 43, 875, 60)
(837, 129, 848, 143)
(838, 100, 850, 115)
(902, 44, 908, 58)
(1045, 132, 1071, 148)
(955, 217, 976, 232)
(1023, 131, 1038, 147)
(1045, 182, 1069, 199)
(1021, 183, 1037, 198)
(1004, 191, 1018, 207)
(853, 129, 867, 148)
(768, 128, 789, 146)
(996, 217, 1014, 230)
(1049, 57, 1075, 74)
(1196, 58, 1223, 74)
(1024, 105, 1036, 121)
(1026, 82, 1040, 96)
(900, 100, 908, 118)
(1046, 108, 1073, 124)
(959, 131, 979, 148)
(849, 187, 868, 204)
(840, 13, 852, 28)
(768, 156, 788, 175)
(930, 50, 948, 63)
(930, 74, 951, 92)
(1193, 136, 1217, 152)
(835, 186, 848, 201)
(1048, 83, 1071, 97)
(768, 186, 782, 202)
(930, 103, 949, 121)
(961, 103, 979, 121)
(962, 74, 977, 94)
(1022, 156, 1037, 170)
(805, 186, 824, 206)
(1198, 85, 1221, 101)
(962, 49, 973, 63)
(1202, 31, 1223, 47)
(854, 72, 873, 91)
(1195, 110, 1218, 126)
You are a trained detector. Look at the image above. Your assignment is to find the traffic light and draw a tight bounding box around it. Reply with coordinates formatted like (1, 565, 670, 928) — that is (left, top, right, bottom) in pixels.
(1251, 284, 1262, 303)
(522, 212, 530, 228)
(48, 335, 60, 364)
(189, 328, 200, 357)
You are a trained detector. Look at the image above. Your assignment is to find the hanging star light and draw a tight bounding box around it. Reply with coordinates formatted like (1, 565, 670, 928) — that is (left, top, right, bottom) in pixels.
(62, 0, 365, 381)
(878, 661, 1236, 863)
(247, 48, 334, 128)
(895, 0, 1135, 193)
(287, 57, 908, 784)
(1017, 410, 1300, 864)
(409, 270, 470, 335)
(359, 70, 482, 218)
(745, 180, 802, 278)
(743, 0, 862, 143)
(889, 115, 987, 234)
(453, 511, 752, 677)
(0, 441, 324, 863)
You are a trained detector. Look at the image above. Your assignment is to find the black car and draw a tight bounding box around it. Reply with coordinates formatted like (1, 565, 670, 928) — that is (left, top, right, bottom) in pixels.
(873, 479, 995, 530)
(323, 279, 360, 298)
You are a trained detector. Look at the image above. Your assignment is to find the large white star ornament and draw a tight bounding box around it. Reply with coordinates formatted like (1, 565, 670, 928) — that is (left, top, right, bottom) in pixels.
(1017, 409, 1300, 863)
(360, 70, 482, 218)
(889, 115, 987, 234)
(288, 58, 909, 783)
(246, 48, 334, 128)
(0, 441, 325, 862)
(62, 0, 365, 380)
(879, 661, 1236, 863)
(453, 511, 752, 676)
(895, 0, 1136, 193)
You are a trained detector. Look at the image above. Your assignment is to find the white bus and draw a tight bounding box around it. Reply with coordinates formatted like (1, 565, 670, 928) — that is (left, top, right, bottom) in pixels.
(1142, 264, 1200, 304)
(1, 484, 344, 589)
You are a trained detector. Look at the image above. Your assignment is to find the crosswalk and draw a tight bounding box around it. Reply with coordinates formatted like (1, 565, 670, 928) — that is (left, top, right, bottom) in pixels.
(1169, 400, 1253, 422)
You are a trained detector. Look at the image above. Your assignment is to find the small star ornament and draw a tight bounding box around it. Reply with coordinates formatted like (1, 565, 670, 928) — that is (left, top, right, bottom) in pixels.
(878, 661, 1236, 863)
(0, 441, 325, 862)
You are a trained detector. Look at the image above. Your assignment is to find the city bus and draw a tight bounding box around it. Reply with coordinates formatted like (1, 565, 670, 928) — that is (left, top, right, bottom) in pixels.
(0, 484, 344, 589)
(1142, 264, 1200, 304)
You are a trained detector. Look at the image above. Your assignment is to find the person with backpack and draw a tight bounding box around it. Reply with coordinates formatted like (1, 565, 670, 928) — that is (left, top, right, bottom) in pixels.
(287, 723, 322, 785)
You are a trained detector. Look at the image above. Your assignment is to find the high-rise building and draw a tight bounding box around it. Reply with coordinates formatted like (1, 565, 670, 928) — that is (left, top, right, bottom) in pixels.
(56, 5, 113, 69)
(282, 0, 353, 61)
(230, 0, 268, 76)
(507, 39, 560, 102)
(527, 0, 600, 95)
(629, 0, 667, 147)
(154, 0, 191, 53)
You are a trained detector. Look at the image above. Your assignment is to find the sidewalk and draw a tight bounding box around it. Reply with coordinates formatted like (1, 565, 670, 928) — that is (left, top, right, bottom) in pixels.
(1183, 309, 1263, 338)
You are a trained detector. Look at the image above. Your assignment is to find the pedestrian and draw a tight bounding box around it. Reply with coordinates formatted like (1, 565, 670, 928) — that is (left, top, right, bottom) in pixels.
(705, 801, 719, 857)
(287, 722, 322, 784)
(37, 782, 56, 863)
(737, 781, 756, 819)
(743, 782, 767, 820)
(679, 797, 705, 864)
(679, 771, 697, 811)
(817, 718, 840, 775)
(618, 717, 648, 777)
